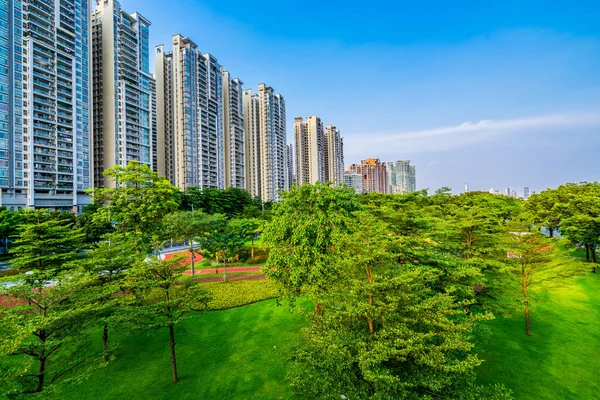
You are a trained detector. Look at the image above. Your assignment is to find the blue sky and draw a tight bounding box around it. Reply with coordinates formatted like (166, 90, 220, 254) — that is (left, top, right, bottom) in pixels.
(119, 0, 600, 194)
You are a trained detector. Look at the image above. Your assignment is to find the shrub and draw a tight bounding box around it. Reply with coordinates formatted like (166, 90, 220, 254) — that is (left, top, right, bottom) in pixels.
(247, 248, 269, 265)
(203, 280, 278, 310)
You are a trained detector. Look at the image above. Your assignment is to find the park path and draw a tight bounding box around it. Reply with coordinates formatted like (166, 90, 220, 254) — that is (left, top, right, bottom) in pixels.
(162, 249, 263, 275)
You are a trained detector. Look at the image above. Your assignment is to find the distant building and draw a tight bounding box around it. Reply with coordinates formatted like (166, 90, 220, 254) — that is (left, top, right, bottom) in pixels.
(287, 144, 294, 189)
(524, 187, 530, 200)
(388, 160, 416, 194)
(343, 171, 363, 194)
(294, 115, 325, 185)
(464, 183, 469, 193)
(349, 158, 388, 194)
(324, 125, 344, 186)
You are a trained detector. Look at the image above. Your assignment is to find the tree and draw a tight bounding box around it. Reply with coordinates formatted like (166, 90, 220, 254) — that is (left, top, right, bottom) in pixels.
(288, 211, 499, 399)
(262, 183, 361, 314)
(83, 234, 139, 361)
(76, 202, 114, 244)
(0, 269, 106, 395)
(164, 211, 223, 276)
(0, 207, 24, 253)
(526, 188, 566, 237)
(90, 161, 180, 253)
(197, 221, 245, 282)
(502, 229, 587, 335)
(228, 218, 262, 258)
(124, 255, 209, 382)
(10, 210, 84, 273)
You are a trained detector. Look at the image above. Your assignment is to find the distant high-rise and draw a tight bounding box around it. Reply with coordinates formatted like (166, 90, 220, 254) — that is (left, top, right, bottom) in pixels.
(524, 187, 530, 200)
(388, 160, 416, 194)
(0, 0, 92, 210)
(324, 125, 344, 186)
(93, 0, 153, 188)
(222, 70, 244, 189)
(505, 187, 511, 197)
(154, 34, 226, 190)
(464, 183, 469, 193)
(349, 158, 388, 194)
(294, 115, 325, 186)
(243, 84, 287, 202)
(343, 171, 363, 194)
(287, 144, 294, 189)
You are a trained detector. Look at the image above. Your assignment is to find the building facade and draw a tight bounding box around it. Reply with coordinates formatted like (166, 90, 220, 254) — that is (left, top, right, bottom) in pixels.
(286, 143, 294, 189)
(0, 0, 92, 210)
(243, 84, 287, 202)
(388, 160, 416, 194)
(154, 34, 226, 190)
(349, 158, 388, 194)
(324, 124, 344, 186)
(294, 115, 324, 186)
(92, 0, 153, 188)
(222, 70, 244, 189)
(343, 171, 363, 194)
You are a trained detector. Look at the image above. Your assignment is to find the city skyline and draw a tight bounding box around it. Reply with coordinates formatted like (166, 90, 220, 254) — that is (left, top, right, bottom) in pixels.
(116, 0, 600, 194)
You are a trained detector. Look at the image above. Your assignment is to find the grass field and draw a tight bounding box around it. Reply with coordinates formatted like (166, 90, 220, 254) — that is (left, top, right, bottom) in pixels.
(60, 299, 306, 400)
(476, 272, 600, 399)
(60, 273, 600, 400)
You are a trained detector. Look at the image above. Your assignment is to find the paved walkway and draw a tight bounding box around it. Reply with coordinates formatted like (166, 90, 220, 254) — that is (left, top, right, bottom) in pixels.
(182, 266, 262, 275)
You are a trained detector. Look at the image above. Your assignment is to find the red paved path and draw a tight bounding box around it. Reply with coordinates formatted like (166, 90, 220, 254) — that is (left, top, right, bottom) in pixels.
(163, 249, 263, 275)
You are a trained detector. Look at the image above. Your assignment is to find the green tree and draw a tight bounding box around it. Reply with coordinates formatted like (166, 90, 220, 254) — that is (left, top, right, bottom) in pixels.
(124, 256, 209, 382)
(76, 202, 114, 244)
(526, 188, 567, 237)
(0, 207, 24, 253)
(83, 234, 139, 361)
(262, 183, 361, 314)
(164, 211, 223, 276)
(228, 218, 261, 258)
(503, 229, 587, 335)
(10, 210, 84, 273)
(198, 222, 245, 282)
(0, 269, 106, 395)
(90, 161, 180, 253)
(288, 211, 498, 399)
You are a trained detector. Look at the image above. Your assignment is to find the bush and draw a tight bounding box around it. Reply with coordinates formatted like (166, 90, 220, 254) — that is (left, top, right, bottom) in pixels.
(203, 280, 278, 310)
(246, 248, 269, 265)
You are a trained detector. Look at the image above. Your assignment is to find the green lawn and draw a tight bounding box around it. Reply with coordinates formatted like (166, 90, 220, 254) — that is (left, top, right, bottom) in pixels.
(60, 273, 600, 400)
(60, 299, 306, 400)
(476, 272, 600, 399)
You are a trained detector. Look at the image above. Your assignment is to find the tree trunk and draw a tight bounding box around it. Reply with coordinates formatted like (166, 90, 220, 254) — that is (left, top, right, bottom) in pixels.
(223, 254, 227, 282)
(314, 303, 323, 316)
(190, 243, 195, 277)
(251, 238, 254, 259)
(102, 324, 109, 362)
(586, 244, 590, 262)
(36, 357, 46, 392)
(523, 275, 532, 336)
(525, 303, 531, 336)
(592, 246, 597, 273)
(548, 227, 554, 238)
(168, 324, 178, 383)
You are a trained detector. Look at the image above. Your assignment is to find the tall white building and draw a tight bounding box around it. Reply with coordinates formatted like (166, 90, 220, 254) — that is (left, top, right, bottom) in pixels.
(0, 0, 92, 210)
(222, 70, 244, 189)
(243, 84, 287, 202)
(154, 34, 225, 190)
(92, 0, 153, 188)
(324, 125, 344, 186)
(294, 115, 324, 186)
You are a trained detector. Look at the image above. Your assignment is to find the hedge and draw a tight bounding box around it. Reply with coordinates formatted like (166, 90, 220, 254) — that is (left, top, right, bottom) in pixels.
(203, 280, 278, 310)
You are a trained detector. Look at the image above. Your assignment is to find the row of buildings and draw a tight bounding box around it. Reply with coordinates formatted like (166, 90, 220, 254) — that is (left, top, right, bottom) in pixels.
(344, 158, 417, 195)
(0, 0, 290, 210)
(293, 115, 344, 187)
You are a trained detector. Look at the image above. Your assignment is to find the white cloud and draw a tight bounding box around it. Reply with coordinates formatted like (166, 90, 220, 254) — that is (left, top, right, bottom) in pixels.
(344, 112, 600, 158)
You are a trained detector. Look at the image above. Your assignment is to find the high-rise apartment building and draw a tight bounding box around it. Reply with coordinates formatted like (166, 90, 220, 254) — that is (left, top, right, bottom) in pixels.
(524, 186, 530, 200)
(286, 143, 294, 189)
(243, 84, 287, 202)
(388, 160, 416, 194)
(349, 158, 388, 194)
(324, 125, 344, 186)
(92, 0, 153, 188)
(343, 171, 363, 194)
(154, 34, 225, 190)
(294, 115, 324, 186)
(222, 70, 244, 189)
(0, 0, 92, 210)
